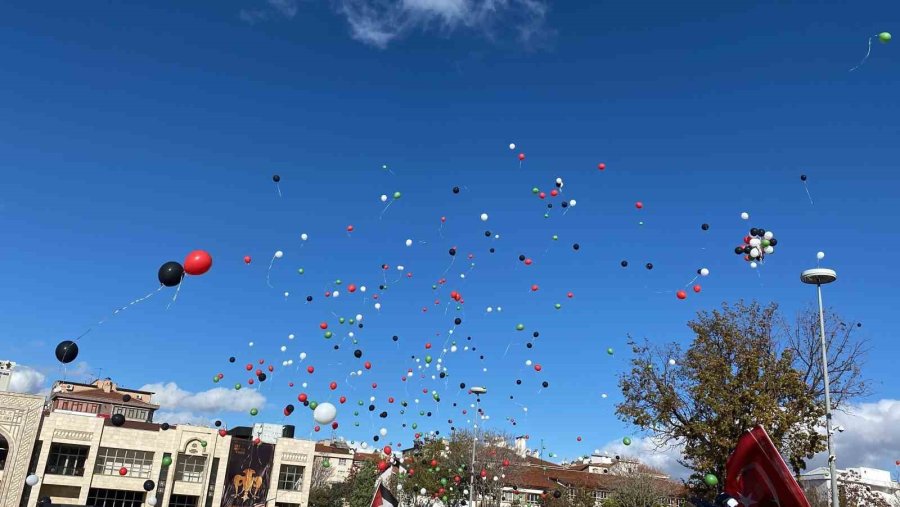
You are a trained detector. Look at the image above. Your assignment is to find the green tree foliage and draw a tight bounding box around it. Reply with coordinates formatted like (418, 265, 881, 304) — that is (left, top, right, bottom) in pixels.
(346, 461, 381, 507)
(541, 487, 596, 507)
(616, 301, 838, 494)
(601, 474, 669, 507)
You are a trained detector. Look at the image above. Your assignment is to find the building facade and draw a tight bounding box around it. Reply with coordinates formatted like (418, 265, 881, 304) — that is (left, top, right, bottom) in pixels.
(799, 466, 900, 506)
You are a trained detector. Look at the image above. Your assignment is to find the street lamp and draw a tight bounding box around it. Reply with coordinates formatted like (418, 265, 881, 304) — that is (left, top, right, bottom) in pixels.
(468, 387, 487, 507)
(801, 267, 839, 507)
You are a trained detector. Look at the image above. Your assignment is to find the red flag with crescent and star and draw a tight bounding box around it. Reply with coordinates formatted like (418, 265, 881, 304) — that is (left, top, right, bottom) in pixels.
(724, 425, 811, 507)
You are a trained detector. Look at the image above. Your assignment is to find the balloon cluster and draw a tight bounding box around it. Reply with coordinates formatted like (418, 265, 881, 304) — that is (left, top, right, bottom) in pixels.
(734, 228, 777, 268)
(158, 250, 213, 287)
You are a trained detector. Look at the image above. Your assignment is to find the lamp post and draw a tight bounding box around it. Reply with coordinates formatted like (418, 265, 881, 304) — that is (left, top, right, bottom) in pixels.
(801, 268, 839, 507)
(468, 387, 487, 507)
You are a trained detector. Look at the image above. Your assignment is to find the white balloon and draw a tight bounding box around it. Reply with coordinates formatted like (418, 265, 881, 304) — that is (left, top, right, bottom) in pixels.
(525, 360, 533, 366)
(301, 233, 308, 241)
(700, 268, 710, 277)
(25, 474, 39, 486)
(750, 248, 760, 258)
(380, 194, 388, 202)
(361, 442, 368, 449)
(601, 393, 608, 398)
(275, 250, 284, 259)
(509, 143, 516, 150)
(332, 290, 340, 298)
(764, 246, 774, 254)
(405, 239, 413, 247)
(817, 251, 825, 260)
(749, 238, 761, 247)
(750, 262, 758, 269)
(302, 382, 307, 388)
(360, 285, 367, 292)
(280, 346, 287, 352)
(355, 314, 363, 322)
(741, 212, 750, 220)
(480, 213, 489, 222)
(248, 341, 254, 347)
(374, 303, 381, 310)
(486, 307, 493, 313)
(668, 359, 676, 366)
(288, 334, 295, 340)
(450, 345, 458, 352)
(313, 402, 337, 425)
(148, 497, 158, 507)
(288, 360, 293, 365)
(421, 488, 427, 495)
(283, 292, 290, 297)
(397, 265, 405, 271)
(569, 199, 576, 207)
(763, 231, 773, 240)
(300, 352, 307, 360)
(397, 484, 403, 492)
(556, 177, 563, 185)
(379, 428, 388, 436)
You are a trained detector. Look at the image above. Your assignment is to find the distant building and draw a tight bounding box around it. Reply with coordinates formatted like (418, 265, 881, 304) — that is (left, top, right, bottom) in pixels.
(48, 379, 160, 423)
(312, 442, 355, 484)
(799, 466, 900, 506)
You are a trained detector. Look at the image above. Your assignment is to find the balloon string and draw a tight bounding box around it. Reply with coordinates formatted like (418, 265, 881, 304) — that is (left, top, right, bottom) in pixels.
(166, 277, 184, 310)
(441, 256, 456, 276)
(77, 285, 165, 341)
(275, 183, 282, 198)
(684, 275, 699, 287)
(266, 254, 278, 288)
(803, 182, 814, 205)
(379, 200, 394, 220)
(850, 36, 874, 72)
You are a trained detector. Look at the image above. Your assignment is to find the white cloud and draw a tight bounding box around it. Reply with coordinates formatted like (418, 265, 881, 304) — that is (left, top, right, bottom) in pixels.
(8, 365, 47, 395)
(269, 0, 300, 17)
(809, 398, 900, 472)
(153, 410, 218, 426)
(599, 436, 691, 480)
(140, 382, 266, 414)
(240, 0, 300, 24)
(336, 0, 550, 48)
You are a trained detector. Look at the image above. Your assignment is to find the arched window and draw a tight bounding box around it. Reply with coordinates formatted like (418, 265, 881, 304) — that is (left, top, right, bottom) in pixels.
(0, 433, 9, 471)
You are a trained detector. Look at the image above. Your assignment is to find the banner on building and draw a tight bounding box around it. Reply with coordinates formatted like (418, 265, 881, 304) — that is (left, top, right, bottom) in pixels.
(220, 439, 275, 507)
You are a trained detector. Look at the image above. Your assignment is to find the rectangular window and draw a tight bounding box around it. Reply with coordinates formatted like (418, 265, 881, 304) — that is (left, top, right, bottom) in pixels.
(169, 495, 200, 507)
(45, 443, 89, 476)
(277, 464, 305, 491)
(94, 448, 155, 478)
(339, 458, 348, 466)
(275, 504, 301, 507)
(87, 488, 145, 507)
(175, 454, 207, 483)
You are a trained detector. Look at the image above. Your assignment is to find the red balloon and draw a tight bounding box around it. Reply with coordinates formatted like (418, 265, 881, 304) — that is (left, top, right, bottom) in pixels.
(534, 364, 542, 372)
(372, 382, 378, 389)
(524, 258, 533, 266)
(531, 284, 539, 292)
(268, 365, 274, 372)
(383, 446, 392, 455)
(388, 397, 395, 403)
(577, 436, 582, 442)
(480, 469, 487, 478)
(431, 459, 438, 467)
(298, 393, 308, 402)
(502, 459, 510, 467)
(339, 396, 347, 404)
(567, 291, 574, 298)
(319, 322, 328, 329)
(518, 153, 525, 161)
(244, 256, 251, 264)
(119, 467, 128, 476)
(676, 290, 687, 300)
(314, 426, 320, 432)
(598, 163, 606, 171)
(346, 225, 354, 232)
(425, 343, 432, 349)
(539, 192, 546, 199)
(331, 422, 339, 429)
(693, 285, 702, 293)
(329, 381, 337, 390)
(635, 202, 643, 209)
(348, 284, 356, 293)
(364, 361, 372, 369)
(307, 366, 314, 374)
(218, 429, 227, 437)
(248, 379, 254, 385)
(288, 382, 294, 387)
(550, 189, 559, 197)
(253, 438, 261, 445)
(184, 250, 213, 276)
(245, 364, 253, 371)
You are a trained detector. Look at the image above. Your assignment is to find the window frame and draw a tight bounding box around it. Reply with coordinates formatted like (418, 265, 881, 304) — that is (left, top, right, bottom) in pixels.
(277, 464, 306, 491)
(174, 453, 208, 483)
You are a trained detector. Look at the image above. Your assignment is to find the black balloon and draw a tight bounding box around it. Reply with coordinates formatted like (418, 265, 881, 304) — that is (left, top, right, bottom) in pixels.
(214, 420, 222, 427)
(55, 340, 78, 364)
(734, 246, 744, 255)
(800, 174, 807, 181)
(273, 174, 280, 182)
(158, 261, 184, 287)
(454, 317, 462, 325)
(459, 383, 465, 389)
(122, 394, 132, 402)
(769, 238, 778, 246)
(354, 349, 362, 358)
(392, 335, 399, 342)
(161, 423, 170, 431)
(452, 186, 460, 193)
(257, 373, 266, 382)
(143, 480, 155, 492)
(449, 248, 456, 256)
(621, 260, 628, 267)
(553, 490, 562, 498)
(533, 331, 539, 337)
(542, 381, 549, 388)
(572, 243, 580, 250)
(489, 248, 495, 253)
(228, 356, 236, 363)
(484, 231, 491, 237)
(750, 228, 759, 237)
(702, 223, 710, 230)
(111, 414, 126, 427)
(645, 262, 653, 270)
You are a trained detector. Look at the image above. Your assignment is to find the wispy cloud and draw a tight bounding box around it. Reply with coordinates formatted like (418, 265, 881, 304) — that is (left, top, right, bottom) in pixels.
(336, 0, 550, 48)
(240, 0, 301, 24)
(140, 382, 266, 424)
(809, 398, 900, 472)
(599, 436, 691, 479)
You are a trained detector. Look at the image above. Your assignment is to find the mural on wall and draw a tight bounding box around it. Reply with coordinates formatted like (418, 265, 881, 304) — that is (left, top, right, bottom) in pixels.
(220, 439, 274, 507)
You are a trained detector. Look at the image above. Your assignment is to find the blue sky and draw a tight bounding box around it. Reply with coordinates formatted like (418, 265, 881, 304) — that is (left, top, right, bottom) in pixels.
(2, 0, 899, 474)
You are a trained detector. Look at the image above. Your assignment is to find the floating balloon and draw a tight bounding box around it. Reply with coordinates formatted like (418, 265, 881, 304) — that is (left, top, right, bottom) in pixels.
(25, 474, 39, 486)
(55, 340, 78, 364)
(817, 251, 825, 260)
(243, 256, 251, 264)
(143, 480, 155, 492)
(740, 212, 749, 220)
(736, 228, 777, 267)
(158, 261, 184, 287)
(111, 414, 126, 427)
(184, 251, 213, 276)
(314, 403, 337, 425)
(704, 474, 719, 487)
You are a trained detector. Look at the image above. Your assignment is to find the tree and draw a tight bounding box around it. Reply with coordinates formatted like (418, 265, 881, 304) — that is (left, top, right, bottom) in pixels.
(308, 458, 342, 507)
(602, 474, 673, 507)
(346, 461, 380, 507)
(616, 301, 827, 494)
(542, 487, 595, 507)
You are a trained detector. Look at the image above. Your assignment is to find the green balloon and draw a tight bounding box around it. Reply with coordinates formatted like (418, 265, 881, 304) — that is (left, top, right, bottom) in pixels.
(704, 473, 719, 486)
(335, 279, 342, 285)
(425, 355, 433, 363)
(297, 268, 304, 275)
(354, 422, 360, 426)
(441, 478, 448, 486)
(879, 32, 891, 43)
(354, 411, 359, 416)
(516, 324, 525, 331)
(432, 284, 438, 290)
(162, 456, 173, 467)
(622, 437, 631, 446)
(250, 408, 258, 416)
(552, 235, 558, 240)
(433, 393, 440, 401)
(310, 401, 318, 410)
(358, 400, 364, 406)
(352, 339, 359, 344)
(761, 239, 771, 247)
(234, 383, 242, 390)
(213, 376, 219, 383)
(544, 213, 550, 218)
(348, 319, 355, 325)
(532, 187, 540, 194)
(607, 348, 614, 355)
(412, 423, 418, 429)
(393, 191, 402, 199)
(442, 496, 448, 502)
(419, 410, 425, 416)
(339, 317, 346, 324)
(323, 460, 331, 468)
(200, 441, 207, 448)
(324, 331, 333, 339)
(554, 303, 562, 309)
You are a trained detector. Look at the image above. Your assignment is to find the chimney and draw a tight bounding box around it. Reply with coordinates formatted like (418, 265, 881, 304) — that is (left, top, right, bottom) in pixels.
(514, 436, 528, 457)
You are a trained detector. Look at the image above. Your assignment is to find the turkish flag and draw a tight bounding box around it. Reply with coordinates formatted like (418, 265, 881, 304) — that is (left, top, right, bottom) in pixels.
(724, 425, 811, 507)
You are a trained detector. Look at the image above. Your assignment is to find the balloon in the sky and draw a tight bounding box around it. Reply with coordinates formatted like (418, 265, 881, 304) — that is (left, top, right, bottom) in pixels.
(597, 163, 606, 171)
(301, 233, 308, 241)
(158, 261, 184, 287)
(184, 250, 213, 276)
(314, 402, 337, 425)
(380, 194, 388, 202)
(55, 340, 78, 364)
(518, 153, 525, 161)
(740, 212, 749, 220)
(509, 143, 516, 150)
(623, 437, 632, 446)
(243, 256, 251, 264)
(111, 414, 126, 427)
(879, 32, 891, 43)
(272, 175, 280, 183)
(800, 174, 807, 182)
(817, 251, 825, 260)
(736, 228, 776, 266)
(480, 213, 489, 222)
(701, 223, 710, 231)
(700, 268, 709, 277)
(274, 251, 283, 259)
